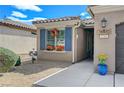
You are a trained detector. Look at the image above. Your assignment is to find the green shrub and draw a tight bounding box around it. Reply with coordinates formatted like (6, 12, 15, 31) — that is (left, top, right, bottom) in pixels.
(0, 47, 20, 72)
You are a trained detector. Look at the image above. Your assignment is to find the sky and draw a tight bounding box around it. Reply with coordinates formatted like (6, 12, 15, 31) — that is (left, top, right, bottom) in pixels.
(0, 5, 91, 25)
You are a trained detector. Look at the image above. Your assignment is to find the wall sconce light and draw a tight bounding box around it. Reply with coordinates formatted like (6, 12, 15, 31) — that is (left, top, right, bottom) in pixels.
(101, 17, 107, 28)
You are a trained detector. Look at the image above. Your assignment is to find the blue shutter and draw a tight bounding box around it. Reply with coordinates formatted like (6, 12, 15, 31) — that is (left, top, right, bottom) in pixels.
(40, 29, 46, 50)
(65, 27, 72, 51)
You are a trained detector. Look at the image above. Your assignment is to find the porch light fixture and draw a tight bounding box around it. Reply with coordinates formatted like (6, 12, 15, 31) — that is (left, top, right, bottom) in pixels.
(101, 17, 107, 28)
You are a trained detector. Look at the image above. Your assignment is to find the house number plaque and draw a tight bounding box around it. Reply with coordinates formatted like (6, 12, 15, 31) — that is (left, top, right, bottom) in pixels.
(97, 28, 111, 39)
(99, 34, 109, 39)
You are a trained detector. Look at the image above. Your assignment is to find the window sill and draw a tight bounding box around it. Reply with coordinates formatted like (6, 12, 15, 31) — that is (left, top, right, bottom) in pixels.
(40, 50, 71, 53)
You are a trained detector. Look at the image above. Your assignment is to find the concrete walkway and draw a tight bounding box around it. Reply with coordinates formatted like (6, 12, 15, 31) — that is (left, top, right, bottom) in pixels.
(34, 60, 124, 87)
(115, 74, 124, 87)
(85, 73, 113, 87)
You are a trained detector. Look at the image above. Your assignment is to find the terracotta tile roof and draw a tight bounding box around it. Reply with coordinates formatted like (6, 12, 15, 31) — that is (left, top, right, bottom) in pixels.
(32, 16, 94, 29)
(81, 18, 94, 27)
(82, 18, 94, 24)
(0, 19, 37, 32)
(32, 16, 80, 24)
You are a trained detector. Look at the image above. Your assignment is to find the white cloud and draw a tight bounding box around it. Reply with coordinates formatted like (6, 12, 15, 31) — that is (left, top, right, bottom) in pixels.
(13, 5, 42, 12)
(80, 12, 88, 16)
(11, 11, 27, 18)
(80, 12, 92, 19)
(85, 16, 92, 19)
(30, 17, 47, 21)
(7, 16, 31, 24)
(7, 16, 46, 24)
(7, 16, 22, 22)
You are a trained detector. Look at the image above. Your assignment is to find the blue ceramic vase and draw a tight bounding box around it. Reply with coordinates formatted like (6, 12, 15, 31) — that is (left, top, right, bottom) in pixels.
(98, 64, 108, 75)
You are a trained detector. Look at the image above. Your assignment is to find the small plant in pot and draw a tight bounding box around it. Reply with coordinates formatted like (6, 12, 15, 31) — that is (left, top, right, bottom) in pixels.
(56, 45, 64, 51)
(97, 53, 108, 75)
(47, 45, 54, 51)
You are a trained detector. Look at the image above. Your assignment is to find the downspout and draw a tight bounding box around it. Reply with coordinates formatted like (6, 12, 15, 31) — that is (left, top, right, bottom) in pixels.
(72, 20, 81, 63)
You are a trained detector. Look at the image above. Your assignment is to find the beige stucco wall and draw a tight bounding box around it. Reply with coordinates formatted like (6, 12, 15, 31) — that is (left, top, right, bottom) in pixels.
(38, 51, 72, 62)
(0, 26, 37, 54)
(94, 10, 124, 73)
(35, 20, 81, 62)
(77, 27, 87, 61)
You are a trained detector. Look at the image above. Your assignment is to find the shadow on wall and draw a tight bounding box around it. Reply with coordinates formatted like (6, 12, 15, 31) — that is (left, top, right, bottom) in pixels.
(12, 60, 72, 75)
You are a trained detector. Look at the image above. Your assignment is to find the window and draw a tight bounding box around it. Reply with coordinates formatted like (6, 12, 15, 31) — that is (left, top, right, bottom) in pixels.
(46, 28, 65, 51)
(47, 31, 55, 50)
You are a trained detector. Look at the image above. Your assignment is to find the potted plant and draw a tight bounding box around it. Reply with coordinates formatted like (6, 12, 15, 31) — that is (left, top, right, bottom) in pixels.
(47, 45, 54, 51)
(56, 45, 64, 51)
(51, 28, 59, 37)
(97, 53, 108, 75)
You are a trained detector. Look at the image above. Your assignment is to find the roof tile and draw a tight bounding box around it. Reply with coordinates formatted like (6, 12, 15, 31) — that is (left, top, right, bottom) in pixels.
(32, 16, 80, 24)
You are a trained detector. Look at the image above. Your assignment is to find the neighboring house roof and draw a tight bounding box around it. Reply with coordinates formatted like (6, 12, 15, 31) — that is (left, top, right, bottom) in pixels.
(81, 18, 94, 28)
(0, 19, 37, 32)
(32, 16, 80, 24)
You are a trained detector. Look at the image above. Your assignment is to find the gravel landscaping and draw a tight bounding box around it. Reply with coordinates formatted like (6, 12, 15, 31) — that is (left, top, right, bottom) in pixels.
(0, 60, 71, 87)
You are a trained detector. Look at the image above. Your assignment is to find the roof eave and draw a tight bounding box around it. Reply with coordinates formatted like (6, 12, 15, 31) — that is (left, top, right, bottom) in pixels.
(32, 16, 81, 24)
(0, 22, 37, 32)
(87, 7, 94, 17)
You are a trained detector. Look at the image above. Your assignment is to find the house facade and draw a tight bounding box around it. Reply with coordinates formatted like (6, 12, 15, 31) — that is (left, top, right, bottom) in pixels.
(34, 5, 124, 74)
(0, 19, 37, 55)
(33, 16, 94, 62)
(88, 5, 124, 74)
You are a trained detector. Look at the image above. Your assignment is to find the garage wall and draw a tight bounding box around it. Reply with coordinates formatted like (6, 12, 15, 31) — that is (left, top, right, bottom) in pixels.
(0, 26, 37, 54)
(94, 10, 124, 74)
